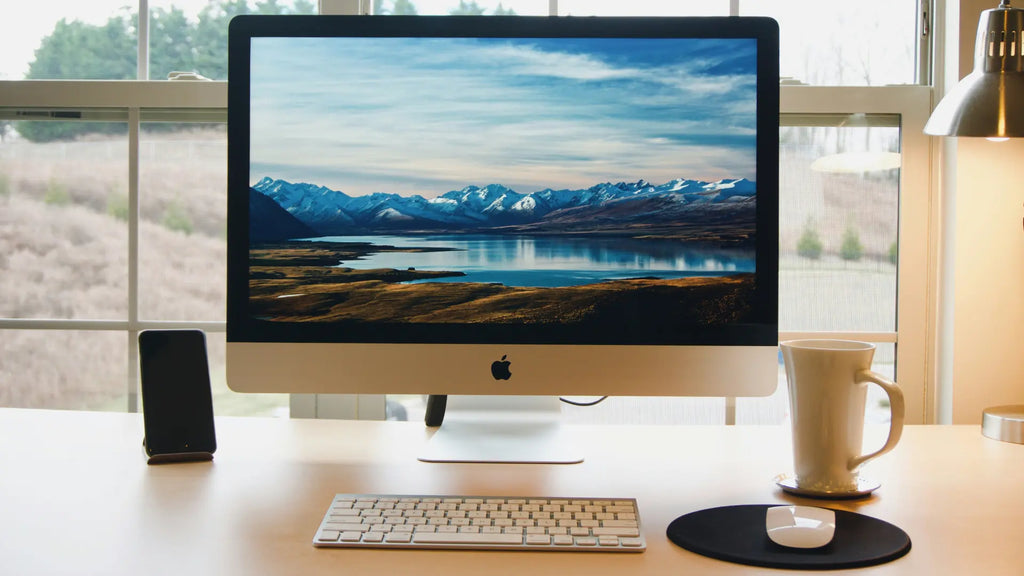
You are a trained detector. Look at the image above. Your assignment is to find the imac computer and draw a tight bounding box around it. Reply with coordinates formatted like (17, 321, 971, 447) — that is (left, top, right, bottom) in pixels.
(226, 15, 779, 463)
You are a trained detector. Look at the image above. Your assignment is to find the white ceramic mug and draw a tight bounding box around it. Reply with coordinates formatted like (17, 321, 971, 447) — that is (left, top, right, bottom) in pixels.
(780, 339, 905, 494)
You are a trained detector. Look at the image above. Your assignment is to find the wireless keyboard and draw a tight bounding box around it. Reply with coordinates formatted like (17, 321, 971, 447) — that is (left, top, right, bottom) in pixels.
(313, 494, 645, 552)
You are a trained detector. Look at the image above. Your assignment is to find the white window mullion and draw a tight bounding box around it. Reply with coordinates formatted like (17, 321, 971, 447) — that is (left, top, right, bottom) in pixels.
(0, 319, 225, 331)
(138, 0, 150, 80)
(918, 0, 935, 86)
(128, 107, 141, 413)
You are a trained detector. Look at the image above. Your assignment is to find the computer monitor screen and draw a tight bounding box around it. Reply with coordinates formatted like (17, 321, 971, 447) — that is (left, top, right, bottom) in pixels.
(226, 16, 779, 407)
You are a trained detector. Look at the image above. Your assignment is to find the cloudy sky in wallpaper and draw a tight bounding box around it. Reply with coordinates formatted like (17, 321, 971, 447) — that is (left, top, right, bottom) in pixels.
(249, 35, 759, 197)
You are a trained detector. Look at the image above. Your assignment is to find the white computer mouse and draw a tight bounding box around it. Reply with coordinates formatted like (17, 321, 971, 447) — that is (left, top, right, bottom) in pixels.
(765, 505, 836, 549)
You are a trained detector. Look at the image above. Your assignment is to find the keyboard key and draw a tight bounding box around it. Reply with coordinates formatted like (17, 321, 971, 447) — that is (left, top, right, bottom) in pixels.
(553, 535, 575, 546)
(326, 523, 368, 532)
(600, 519, 639, 528)
(413, 532, 525, 545)
(592, 527, 640, 537)
(317, 530, 340, 542)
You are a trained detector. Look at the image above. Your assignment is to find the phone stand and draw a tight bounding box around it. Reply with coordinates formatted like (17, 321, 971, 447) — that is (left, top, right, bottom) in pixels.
(143, 438, 214, 465)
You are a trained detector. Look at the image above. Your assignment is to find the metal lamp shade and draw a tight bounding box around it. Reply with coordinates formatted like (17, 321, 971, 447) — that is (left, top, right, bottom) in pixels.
(925, 1, 1024, 137)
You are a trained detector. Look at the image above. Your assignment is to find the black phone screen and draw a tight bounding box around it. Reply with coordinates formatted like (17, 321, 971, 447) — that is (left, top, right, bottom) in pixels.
(139, 330, 216, 456)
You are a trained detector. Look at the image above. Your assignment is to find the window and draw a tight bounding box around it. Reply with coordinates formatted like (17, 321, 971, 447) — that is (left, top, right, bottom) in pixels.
(0, 328, 129, 410)
(779, 115, 901, 336)
(557, 1, 728, 16)
(138, 124, 227, 322)
(0, 119, 129, 320)
(0, 1, 936, 425)
(2, 4, 136, 80)
(740, 1, 923, 86)
(373, 0, 548, 15)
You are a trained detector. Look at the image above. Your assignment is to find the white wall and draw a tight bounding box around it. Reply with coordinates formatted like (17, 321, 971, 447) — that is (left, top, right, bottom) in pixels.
(953, 136, 1024, 423)
(950, 0, 1024, 423)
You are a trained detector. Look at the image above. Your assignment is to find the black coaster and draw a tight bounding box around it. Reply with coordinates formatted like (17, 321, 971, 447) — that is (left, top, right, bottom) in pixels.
(666, 505, 911, 570)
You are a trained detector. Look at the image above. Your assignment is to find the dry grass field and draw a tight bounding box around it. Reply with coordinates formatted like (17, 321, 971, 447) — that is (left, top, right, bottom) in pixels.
(0, 128, 282, 412)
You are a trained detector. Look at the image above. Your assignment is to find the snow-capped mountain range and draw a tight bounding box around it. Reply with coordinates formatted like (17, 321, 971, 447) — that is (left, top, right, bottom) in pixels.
(251, 176, 756, 236)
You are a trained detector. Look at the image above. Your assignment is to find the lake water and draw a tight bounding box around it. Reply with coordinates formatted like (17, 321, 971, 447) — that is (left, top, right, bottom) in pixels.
(306, 235, 755, 288)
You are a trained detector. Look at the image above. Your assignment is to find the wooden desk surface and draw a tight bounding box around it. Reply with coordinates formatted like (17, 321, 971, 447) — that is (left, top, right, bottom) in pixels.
(1, 408, 1022, 575)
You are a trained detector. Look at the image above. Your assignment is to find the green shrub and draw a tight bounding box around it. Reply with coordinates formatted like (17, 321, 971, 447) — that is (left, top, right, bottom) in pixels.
(839, 226, 864, 261)
(162, 201, 193, 235)
(107, 193, 130, 222)
(888, 241, 898, 265)
(796, 223, 823, 260)
(44, 178, 70, 205)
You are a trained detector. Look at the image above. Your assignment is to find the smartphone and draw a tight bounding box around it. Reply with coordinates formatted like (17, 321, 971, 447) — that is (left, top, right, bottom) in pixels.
(139, 329, 216, 462)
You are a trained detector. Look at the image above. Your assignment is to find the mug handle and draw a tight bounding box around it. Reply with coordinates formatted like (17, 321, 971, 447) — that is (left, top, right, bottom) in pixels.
(848, 370, 905, 472)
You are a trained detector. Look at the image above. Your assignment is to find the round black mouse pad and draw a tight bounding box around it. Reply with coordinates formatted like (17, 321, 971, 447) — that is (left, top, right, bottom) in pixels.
(666, 504, 911, 570)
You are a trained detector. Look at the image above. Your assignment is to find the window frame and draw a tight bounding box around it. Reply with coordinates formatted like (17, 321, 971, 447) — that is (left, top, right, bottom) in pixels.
(0, 1, 940, 423)
(778, 85, 936, 425)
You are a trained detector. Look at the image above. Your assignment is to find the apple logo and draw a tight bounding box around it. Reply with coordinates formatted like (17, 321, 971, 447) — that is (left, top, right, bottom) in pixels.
(490, 354, 512, 380)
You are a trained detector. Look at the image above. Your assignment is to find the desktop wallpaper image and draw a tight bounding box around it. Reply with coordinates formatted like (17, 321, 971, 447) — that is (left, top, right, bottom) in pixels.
(245, 36, 760, 335)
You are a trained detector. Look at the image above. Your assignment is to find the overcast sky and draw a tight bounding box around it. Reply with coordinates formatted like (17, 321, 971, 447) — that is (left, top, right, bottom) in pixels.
(249, 35, 758, 197)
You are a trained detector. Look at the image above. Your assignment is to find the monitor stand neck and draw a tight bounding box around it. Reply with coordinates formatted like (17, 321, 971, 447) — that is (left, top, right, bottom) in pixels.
(417, 395, 583, 464)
